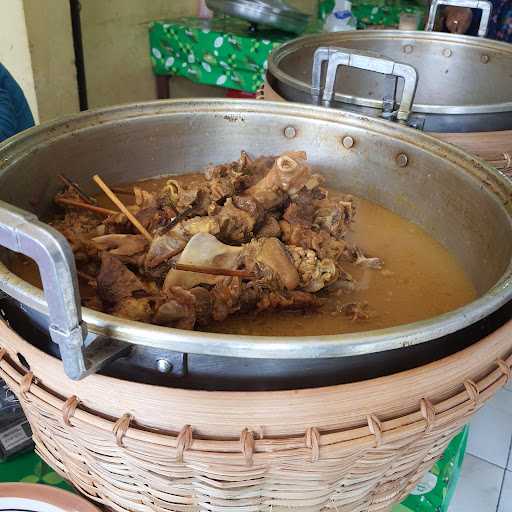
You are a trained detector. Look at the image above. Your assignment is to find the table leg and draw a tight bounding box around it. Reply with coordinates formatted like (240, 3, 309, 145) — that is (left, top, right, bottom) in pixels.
(156, 75, 170, 99)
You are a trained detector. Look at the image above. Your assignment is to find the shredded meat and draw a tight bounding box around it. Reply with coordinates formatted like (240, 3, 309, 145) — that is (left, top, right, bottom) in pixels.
(279, 220, 346, 261)
(96, 253, 146, 306)
(255, 288, 320, 312)
(314, 197, 355, 239)
(283, 202, 314, 227)
(287, 246, 338, 292)
(256, 215, 281, 238)
(243, 237, 299, 291)
(216, 198, 256, 243)
(134, 186, 158, 210)
(232, 195, 264, 225)
(113, 297, 155, 323)
(189, 287, 213, 326)
(145, 234, 186, 269)
(347, 246, 384, 269)
(155, 287, 196, 329)
(211, 277, 241, 322)
(51, 150, 382, 331)
(338, 302, 370, 321)
(92, 234, 148, 265)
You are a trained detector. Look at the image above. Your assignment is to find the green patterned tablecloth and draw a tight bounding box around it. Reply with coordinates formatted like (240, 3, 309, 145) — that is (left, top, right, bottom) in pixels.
(149, 16, 316, 93)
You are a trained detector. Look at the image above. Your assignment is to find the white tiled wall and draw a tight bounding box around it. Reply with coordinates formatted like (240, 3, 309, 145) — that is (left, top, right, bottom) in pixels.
(449, 387, 512, 512)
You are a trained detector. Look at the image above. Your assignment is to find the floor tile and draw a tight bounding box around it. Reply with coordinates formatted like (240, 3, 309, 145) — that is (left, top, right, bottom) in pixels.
(449, 454, 503, 512)
(467, 389, 512, 468)
(498, 470, 512, 512)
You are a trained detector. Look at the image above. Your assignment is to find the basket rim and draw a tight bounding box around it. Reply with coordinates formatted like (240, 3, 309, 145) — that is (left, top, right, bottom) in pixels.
(0, 319, 511, 442)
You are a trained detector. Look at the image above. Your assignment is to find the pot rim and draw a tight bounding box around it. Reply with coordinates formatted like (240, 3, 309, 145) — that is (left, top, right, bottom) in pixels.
(0, 98, 511, 359)
(267, 30, 512, 116)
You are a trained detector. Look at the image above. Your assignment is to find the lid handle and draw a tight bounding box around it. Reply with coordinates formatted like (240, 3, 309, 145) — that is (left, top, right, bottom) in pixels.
(426, 0, 492, 37)
(312, 47, 418, 124)
(0, 201, 128, 380)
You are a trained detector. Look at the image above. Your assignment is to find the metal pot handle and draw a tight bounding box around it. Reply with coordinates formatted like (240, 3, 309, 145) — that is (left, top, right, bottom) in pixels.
(312, 47, 418, 124)
(425, 0, 492, 37)
(0, 201, 128, 380)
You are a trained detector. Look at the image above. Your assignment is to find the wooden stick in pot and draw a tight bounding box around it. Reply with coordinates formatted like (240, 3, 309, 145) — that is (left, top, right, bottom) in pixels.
(55, 197, 117, 216)
(92, 174, 153, 242)
(58, 174, 97, 205)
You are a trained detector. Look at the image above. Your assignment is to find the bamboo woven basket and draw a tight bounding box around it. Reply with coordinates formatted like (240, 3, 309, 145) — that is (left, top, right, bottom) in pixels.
(257, 81, 512, 177)
(1, 317, 511, 512)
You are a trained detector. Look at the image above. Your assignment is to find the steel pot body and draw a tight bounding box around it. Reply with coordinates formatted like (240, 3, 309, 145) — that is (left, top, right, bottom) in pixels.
(267, 31, 512, 132)
(0, 99, 510, 389)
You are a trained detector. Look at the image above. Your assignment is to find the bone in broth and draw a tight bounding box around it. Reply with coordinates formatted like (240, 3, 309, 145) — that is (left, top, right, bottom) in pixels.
(8, 151, 476, 336)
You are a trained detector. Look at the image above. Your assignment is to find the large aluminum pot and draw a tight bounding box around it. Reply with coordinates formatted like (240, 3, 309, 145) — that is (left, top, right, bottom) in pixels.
(0, 99, 510, 390)
(267, 1, 512, 132)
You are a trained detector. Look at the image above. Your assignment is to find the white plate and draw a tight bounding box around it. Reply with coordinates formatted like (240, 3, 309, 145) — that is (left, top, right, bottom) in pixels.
(0, 484, 99, 512)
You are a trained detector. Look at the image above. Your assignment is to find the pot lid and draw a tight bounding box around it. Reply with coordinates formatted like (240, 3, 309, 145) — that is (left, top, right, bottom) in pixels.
(267, 31, 512, 115)
(205, 0, 309, 34)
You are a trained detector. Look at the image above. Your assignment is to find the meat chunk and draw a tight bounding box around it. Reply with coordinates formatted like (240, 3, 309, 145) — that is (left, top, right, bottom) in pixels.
(216, 198, 256, 243)
(204, 159, 248, 202)
(232, 195, 264, 225)
(134, 186, 158, 210)
(254, 288, 320, 312)
(135, 207, 164, 232)
(211, 277, 241, 322)
(314, 197, 355, 239)
(247, 151, 310, 195)
(243, 238, 299, 291)
(279, 220, 346, 261)
(163, 233, 242, 290)
(96, 253, 146, 306)
(287, 246, 338, 292)
(154, 286, 196, 330)
(160, 179, 211, 216)
(189, 287, 213, 326)
(244, 152, 310, 209)
(338, 302, 370, 321)
(178, 216, 220, 238)
(283, 202, 314, 227)
(50, 210, 102, 263)
(145, 234, 187, 269)
(256, 215, 281, 238)
(348, 246, 384, 269)
(92, 234, 148, 265)
(112, 297, 155, 323)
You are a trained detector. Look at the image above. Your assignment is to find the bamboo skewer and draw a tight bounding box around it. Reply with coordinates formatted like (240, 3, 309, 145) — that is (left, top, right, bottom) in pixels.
(58, 174, 97, 205)
(55, 197, 117, 216)
(77, 262, 254, 282)
(174, 263, 255, 279)
(93, 175, 153, 242)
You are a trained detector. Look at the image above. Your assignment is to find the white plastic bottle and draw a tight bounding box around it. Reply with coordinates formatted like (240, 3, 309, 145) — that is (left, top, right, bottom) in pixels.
(324, 0, 357, 32)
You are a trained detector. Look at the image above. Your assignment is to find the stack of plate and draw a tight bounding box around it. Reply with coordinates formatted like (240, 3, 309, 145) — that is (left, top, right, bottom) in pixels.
(205, 0, 309, 33)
